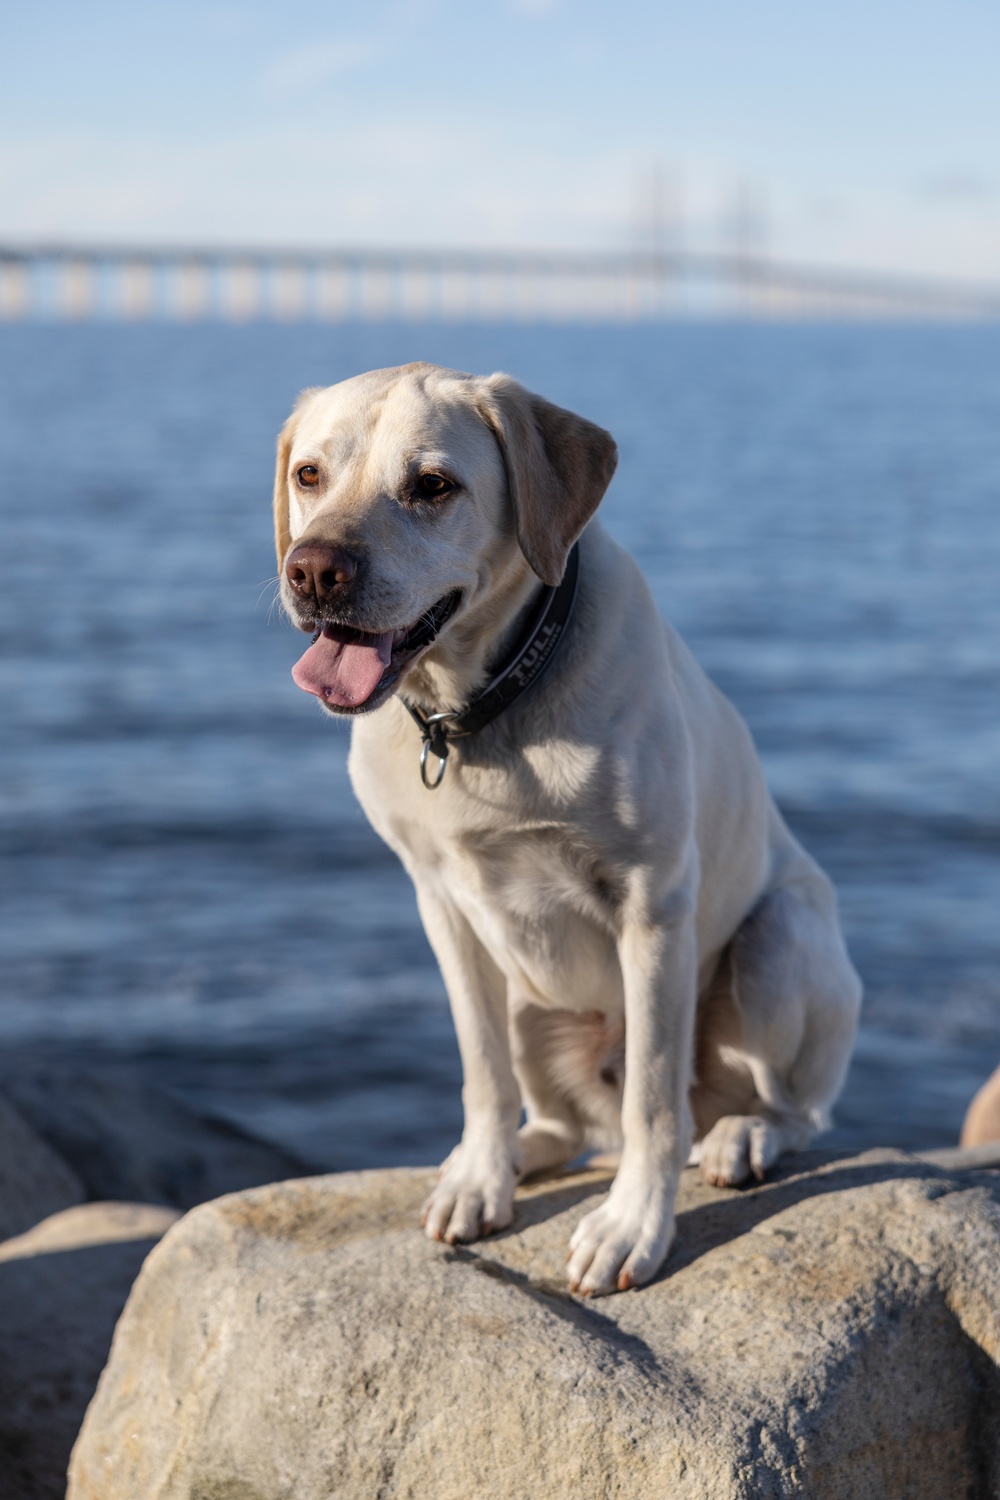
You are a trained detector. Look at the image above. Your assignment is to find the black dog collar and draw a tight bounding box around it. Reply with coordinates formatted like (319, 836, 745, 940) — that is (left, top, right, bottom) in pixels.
(402, 543, 581, 789)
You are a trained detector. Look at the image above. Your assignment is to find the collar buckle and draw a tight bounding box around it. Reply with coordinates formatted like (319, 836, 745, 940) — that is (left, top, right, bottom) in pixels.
(415, 710, 455, 790)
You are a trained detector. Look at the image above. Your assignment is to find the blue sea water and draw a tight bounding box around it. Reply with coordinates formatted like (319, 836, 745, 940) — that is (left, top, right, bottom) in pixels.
(1, 320, 1000, 1165)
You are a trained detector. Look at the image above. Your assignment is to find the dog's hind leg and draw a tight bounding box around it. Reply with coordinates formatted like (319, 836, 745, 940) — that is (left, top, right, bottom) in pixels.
(509, 999, 626, 1177)
(698, 877, 861, 1188)
(509, 997, 587, 1176)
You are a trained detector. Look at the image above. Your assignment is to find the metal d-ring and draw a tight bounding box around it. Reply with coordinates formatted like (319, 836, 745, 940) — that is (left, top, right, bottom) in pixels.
(419, 736, 449, 789)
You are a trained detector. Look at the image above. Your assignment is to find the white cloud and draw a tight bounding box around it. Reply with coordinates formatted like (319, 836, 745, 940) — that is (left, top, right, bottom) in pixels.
(260, 38, 380, 101)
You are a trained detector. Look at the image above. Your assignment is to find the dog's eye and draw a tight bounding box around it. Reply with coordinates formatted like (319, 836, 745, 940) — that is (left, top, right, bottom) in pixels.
(414, 473, 454, 501)
(296, 466, 320, 488)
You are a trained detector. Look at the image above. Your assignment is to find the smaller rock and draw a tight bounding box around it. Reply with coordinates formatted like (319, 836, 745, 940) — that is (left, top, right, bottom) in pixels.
(0, 1095, 84, 1242)
(0, 1200, 180, 1261)
(0, 1200, 180, 1500)
(961, 1062, 1000, 1146)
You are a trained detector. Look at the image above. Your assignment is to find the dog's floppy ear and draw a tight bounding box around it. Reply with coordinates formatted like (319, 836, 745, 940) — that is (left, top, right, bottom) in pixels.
(272, 389, 319, 573)
(477, 374, 618, 585)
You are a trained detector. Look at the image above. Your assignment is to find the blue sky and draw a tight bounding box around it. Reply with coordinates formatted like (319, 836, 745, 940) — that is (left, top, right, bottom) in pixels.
(3, 0, 999, 276)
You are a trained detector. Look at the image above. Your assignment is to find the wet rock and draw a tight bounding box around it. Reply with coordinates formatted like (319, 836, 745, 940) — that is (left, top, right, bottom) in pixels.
(0, 1201, 179, 1500)
(69, 1151, 1000, 1500)
(0, 1096, 84, 1241)
(1, 1069, 310, 1210)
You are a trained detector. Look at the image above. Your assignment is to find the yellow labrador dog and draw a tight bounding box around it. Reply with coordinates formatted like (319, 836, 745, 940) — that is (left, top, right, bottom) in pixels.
(275, 362, 861, 1296)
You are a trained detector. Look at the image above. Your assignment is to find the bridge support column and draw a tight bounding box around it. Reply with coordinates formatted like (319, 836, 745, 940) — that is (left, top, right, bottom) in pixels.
(0, 260, 29, 319)
(219, 263, 261, 322)
(120, 262, 156, 320)
(173, 261, 211, 320)
(317, 264, 350, 320)
(60, 260, 97, 319)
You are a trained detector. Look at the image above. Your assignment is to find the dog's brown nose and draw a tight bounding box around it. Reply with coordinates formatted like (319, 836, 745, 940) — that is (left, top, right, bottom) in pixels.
(284, 543, 358, 602)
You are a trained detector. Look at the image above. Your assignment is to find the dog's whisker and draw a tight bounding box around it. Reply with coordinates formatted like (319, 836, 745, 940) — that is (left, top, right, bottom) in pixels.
(254, 576, 284, 618)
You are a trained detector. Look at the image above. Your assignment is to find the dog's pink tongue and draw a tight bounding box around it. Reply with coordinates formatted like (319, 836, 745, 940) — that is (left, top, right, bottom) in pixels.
(292, 627, 394, 707)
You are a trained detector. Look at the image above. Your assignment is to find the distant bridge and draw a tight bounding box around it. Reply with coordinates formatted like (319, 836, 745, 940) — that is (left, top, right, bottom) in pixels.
(2, 240, 999, 323)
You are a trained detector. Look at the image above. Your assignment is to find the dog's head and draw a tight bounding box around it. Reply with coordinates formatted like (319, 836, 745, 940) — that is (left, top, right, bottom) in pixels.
(274, 362, 617, 716)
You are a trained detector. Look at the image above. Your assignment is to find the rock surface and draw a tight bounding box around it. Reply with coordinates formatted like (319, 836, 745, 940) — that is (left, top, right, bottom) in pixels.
(0, 1201, 179, 1500)
(0, 1096, 85, 1241)
(0, 1072, 303, 1500)
(1, 1068, 311, 1209)
(69, 1151, 1000, 1500)
(962, 1062, 1000, 1147)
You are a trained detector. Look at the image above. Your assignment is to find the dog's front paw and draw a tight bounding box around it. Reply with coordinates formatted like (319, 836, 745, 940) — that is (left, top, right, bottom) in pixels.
(421, 1137, 516, 1245)
(566, 1177, 675, 1296)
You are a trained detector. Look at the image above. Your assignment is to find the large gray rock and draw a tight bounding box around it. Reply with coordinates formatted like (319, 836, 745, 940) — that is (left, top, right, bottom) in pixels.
(0, 1095, 84, 1241)
(69, 1151, 1000, 1499)
(1, 1068, 310, 1209)
(0, 1201, 179, 1500)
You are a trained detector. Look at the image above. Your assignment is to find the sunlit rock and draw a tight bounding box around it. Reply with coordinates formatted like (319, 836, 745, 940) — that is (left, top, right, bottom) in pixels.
(69, 1152, 1000, 1499)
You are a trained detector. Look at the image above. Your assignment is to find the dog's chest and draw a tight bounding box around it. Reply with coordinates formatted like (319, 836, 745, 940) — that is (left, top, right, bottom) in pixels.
(380, 803, 623, 1012)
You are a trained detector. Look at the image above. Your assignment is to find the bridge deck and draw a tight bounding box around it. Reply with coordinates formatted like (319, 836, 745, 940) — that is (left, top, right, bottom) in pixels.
(1, 243, 998, 322)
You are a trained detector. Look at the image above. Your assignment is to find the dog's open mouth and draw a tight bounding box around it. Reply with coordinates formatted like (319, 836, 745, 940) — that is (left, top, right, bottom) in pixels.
(290, 592, 461, 713)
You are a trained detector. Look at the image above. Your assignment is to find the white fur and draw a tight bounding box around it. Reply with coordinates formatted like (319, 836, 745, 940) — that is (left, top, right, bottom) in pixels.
(275, 363, 862, 1296)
